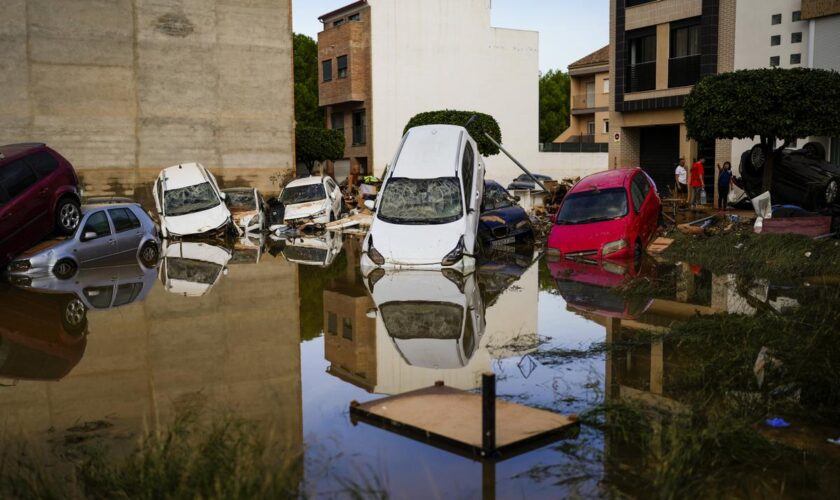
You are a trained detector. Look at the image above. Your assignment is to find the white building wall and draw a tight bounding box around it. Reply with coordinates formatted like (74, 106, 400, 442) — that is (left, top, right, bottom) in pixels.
(368, 0, 551, 184)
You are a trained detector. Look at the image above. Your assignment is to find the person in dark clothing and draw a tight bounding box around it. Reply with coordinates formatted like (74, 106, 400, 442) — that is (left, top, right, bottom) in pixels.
(717, 161, 733, 210)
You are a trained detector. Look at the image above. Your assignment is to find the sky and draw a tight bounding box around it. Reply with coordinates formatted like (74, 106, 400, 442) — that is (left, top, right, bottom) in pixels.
(293, 0, 610, 73)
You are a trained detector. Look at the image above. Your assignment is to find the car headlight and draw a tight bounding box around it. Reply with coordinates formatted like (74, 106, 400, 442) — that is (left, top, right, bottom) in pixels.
(312, 208, 327, 218)
(441, 236, 465, 266)
(367, 237, 385, 265)
(8, 260, 31, 273)
(9, 275, 31, 287)
(546, 248, 561, 262)
(602, 239, 628, 256)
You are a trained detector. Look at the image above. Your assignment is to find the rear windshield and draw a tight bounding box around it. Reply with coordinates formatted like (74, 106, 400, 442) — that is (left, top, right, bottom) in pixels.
(281, 184, 325, 205)
(167, 258, 222, 285)
(378, 177, 463, 225)
(556, 188, 629, 225)
(164, 182, 220, 217)
(225, 191, 256, 210)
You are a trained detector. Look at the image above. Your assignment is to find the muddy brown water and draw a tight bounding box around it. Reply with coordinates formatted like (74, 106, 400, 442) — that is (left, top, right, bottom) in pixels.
(2, 175, 839, 498)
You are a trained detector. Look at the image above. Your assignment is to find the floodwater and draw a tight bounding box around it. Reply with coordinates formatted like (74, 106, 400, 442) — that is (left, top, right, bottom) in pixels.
(2, 177, 840, 499)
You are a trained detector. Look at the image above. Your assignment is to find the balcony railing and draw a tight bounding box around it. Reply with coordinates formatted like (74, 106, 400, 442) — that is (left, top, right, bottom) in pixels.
(541, 142, 609, 153)
(668, 54, 701, 88)
(572, 94, 599, 109)
(626, 61, 656, 93)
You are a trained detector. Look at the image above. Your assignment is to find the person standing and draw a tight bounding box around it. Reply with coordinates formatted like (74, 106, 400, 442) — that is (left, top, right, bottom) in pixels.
(690, 157, 705, 208)
(674, 158, 688, 201)
(717, 161, 733, 210)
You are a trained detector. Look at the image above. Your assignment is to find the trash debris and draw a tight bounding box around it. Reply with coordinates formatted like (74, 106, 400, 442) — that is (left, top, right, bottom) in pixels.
(754, 346, 782, 389)
(805, 251, 812, 258)
(765, 417, 791, 428)
(647, 237, 674, 254)
(827, 437, 840, 446)
(735, 243, 744, 249)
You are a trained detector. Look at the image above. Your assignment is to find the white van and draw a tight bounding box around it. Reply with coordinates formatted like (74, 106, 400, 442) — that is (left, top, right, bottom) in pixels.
(361, 125, 484, 273)
(153, 163, 232, 238)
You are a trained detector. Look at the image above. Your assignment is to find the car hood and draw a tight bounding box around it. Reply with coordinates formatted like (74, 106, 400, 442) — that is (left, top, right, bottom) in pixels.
(548, 217, 628, 255)
(16, 238, 73, 260)
(284, 200, 329, 220)
(368, 217, 466, 265)
(161, 204, 230, 236)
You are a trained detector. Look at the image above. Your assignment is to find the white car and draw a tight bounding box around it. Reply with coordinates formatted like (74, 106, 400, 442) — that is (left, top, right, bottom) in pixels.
(365, 270, 485, 369)
(153, 163, 232, 238)
(279, 176, 343, 227)
(160, 240, 231, 297)
(361, 125, 484, 274)
(277, 231, 344, 267)
(223, 187, 266, 234)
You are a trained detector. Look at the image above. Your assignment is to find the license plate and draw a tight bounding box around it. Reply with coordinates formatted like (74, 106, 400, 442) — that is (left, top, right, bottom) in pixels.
(491, 236, 515, 246)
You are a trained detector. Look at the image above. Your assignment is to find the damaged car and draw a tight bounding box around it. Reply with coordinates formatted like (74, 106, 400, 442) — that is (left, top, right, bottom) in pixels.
(278, 231, 344, 267)
(362, 125, 485, 273)
(507, 172, 553, 191)
(153, 163, 232, 238)
(739, 142, 840, 210)
(6, 201, 160, 280)
(279, 176, 343, 227)
(160, 240, 232, 297)
(223, 187, 266, 233)
(478, 180, 533, 247)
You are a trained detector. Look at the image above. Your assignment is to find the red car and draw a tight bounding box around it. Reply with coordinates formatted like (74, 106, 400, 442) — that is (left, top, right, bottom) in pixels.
(547, 168, 660, 262)
(0, 143, 82, 267)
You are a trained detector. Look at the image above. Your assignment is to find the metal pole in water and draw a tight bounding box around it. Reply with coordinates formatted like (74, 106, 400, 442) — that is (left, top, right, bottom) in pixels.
(483, 133, 549, 192)
(482, 372, 496, 455)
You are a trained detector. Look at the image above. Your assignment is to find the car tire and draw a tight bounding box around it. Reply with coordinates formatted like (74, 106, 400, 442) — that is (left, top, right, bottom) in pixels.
(55, 197, 81, 235)
(803, 141, 826, 160)
(750, 144, 768, 171)
(61, 297, 88, 337)
(139, 241, 159, 268)
(53, 258, 77, 280)
(825, 179, 839, 205)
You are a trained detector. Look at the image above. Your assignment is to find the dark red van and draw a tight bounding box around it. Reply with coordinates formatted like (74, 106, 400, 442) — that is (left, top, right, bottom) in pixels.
(0, 143, 81, 267)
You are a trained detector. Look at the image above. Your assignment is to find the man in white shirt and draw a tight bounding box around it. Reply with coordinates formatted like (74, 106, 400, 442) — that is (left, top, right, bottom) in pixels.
(674, 157, 688, 201)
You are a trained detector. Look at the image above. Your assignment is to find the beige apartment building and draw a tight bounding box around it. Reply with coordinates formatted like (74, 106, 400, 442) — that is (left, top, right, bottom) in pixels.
(554, 45, 611, 151)
(318, 1, 373, 179)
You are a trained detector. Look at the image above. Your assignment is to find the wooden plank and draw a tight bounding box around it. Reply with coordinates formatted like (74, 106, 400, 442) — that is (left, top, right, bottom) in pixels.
(761, 216, 831, 237)
(647, 237, 674, 254)
(351, 385, 578, 459)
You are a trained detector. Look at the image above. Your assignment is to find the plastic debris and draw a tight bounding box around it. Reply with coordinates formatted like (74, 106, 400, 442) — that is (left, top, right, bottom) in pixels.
(735, 243, 744, 250)
(827, 437, 840, 446)
(765, 417, 790, 428)
(805, 251, 812, 258)
(754, 346, 782, 389)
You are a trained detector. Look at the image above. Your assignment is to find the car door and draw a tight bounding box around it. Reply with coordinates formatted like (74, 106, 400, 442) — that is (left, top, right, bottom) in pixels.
(629, 174, 646, 242)
(0, 159, 47, 262)
(108, 207, 144, 260)
(325, 178, 341, 216)
(75, 210, 118, 266)
(460, 141, 479, 251)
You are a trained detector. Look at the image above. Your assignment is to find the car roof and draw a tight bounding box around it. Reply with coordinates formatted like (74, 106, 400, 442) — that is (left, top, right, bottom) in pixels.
(393, 125, 466, 179)
(0, 143, 46, 161)
(80, 202, 143, 213)
(573, 168, 637, 192)
(222, 187, 256, 193)
(485, 179, 505, 189)
(285, 176, 327, 187)
(159, 163, 209, 190)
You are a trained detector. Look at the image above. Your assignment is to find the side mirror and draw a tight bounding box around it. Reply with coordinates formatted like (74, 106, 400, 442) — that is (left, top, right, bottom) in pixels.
(513, 195, 521, 202)
(364, 200, 375, 211)
(83, 231, 98, 241)
(220, 192, 227, 201)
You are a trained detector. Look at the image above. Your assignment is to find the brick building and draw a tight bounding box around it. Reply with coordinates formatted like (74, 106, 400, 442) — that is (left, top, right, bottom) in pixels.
(554, 45, 611, 152)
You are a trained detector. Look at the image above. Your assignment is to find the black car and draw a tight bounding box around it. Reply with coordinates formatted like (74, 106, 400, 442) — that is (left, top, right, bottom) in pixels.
(740, 142, 840, 210)
(507, 173, 554, 191)
(478, 181, 534, 246)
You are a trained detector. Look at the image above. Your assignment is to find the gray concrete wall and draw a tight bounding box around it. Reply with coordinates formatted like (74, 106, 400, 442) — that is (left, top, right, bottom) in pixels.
(0, 0, 294, 172)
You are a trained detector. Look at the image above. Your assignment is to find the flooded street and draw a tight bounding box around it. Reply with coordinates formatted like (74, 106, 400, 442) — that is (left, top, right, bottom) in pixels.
(2, 178, 840, 499)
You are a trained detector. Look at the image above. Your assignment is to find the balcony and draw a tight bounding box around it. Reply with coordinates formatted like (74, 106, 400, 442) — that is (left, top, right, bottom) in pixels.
(571, 94, 601, 112)
(668, 55, 701, 88)
(626, 61, 656, 93)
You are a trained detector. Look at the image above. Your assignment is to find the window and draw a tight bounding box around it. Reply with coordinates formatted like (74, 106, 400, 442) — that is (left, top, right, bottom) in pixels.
(555, 188, 629, 225)
(328, 312, 337, 334)
(793, 11, 801, 22)
(792, 32, 802, 43)
(322, 60, 332, 82)
(337, 55, 348, 79)
(671, 23, 700, 58)
(461, 143, 474, 208)
(770, 35, 781, 46)
(349, 13, 361, 21)
(108, 208, 141, 233)
(84, 286, 113, 309)
(331, 112, 344, 133)
(352, 109, 366, 145)
(669, 19, 701, 87)
(333, 18, 345, 27)
(603, 78, 609, 94)
(82, 211, 111, 239)
(626, 0, 656, 6)
(630, 174, 650, 213)
(603, 120, 610, 134)
(25, 151, 59, 178)
(0, 159, 38, 199)
(791, 53, 801, 65)
(482, 183, 513, 210)
(342, 318, 353, 339)
(587, 121, 596, 136)
(770, 56, 780, 67)
(113, 283, 143, 307)
(771, 13, 782, 25)
(626, 29, 656, 92)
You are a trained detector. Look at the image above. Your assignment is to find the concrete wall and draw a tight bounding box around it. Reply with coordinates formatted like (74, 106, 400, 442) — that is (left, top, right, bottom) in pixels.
(0, 0, 294, 173)
(812, 15, 840, 70)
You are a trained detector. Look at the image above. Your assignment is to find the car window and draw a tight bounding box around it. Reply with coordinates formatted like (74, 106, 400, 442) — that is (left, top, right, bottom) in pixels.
(630, 176, 646, 213)
(556, 188, 629, 225)
(0, 159, 38, 199)
(82, 211, 112, 239)
(462, 143, 474, 207)
(25, 151, 60, 178)
(113, 283, 143, 307)
(326, 179, 337, 192)
(280, 183, 326, 204)
(0, 186, 9, 205)
(108, 208, 141, 233)
(378, 177, 463, 225)
(163, 182, 220, 217)
(483, 184, 512, 210)
(84, 286, 114, 309)
(225, 190, 256, 210)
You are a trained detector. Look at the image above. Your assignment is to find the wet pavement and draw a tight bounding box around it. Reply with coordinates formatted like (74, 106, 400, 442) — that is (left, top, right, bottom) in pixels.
(2, 178, 840, 499)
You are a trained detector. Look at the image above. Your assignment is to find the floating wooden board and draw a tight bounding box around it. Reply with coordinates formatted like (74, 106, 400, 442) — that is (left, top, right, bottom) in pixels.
(647, 237, 675, 254)
(326, 213, 373, 231)
(350, 385, 579, 460)
(761, 216, 831, 237)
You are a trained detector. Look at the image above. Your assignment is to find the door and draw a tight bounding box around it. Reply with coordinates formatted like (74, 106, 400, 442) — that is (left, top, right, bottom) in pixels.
(108, 207, 144, 259)
(640, 126, 680, 196)
(586, 81, 596, 108)
(75, 211, 117, 266)
(0, 159, 45, 262)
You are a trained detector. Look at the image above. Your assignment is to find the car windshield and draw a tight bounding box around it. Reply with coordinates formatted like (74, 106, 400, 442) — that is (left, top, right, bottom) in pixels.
(167, 258, 222, 285)
(556, 188, 629, 225)
(281, 183, 325, 205)
(225, 191, 256, 210)
(164, 182, 220, 217)
(380, 301, 463, 340)
(377, 177, 463, 225)
(483, 184, 513, 210)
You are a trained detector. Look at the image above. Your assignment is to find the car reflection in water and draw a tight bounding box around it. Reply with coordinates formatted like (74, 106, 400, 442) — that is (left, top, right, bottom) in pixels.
(160, 240, 232, 297)
(366, 269, 485, 369)
(230, 233, 265, 265)
(279, 231, 343, 267)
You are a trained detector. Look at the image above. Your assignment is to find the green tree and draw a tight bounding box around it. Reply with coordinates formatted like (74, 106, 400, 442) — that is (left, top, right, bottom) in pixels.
(295, 126, 345, 174)
(403, 110, 502, 156)
(293, 33, 322, 128)
(539, 69, 570, 144)
(684, 68, 840, 189)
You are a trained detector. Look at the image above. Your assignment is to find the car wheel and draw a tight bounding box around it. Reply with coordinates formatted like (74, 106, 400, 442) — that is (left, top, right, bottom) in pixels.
(139, 241, 159, 268)
(55, 198, 81, 235)
(53, 258, 77, 280)
(803, 141, 827, 160)
(750, 145, 768, 171)
(61, 297, 88, 337)
(825, 179, 839, 205)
